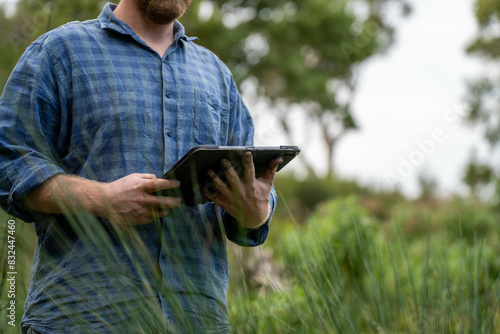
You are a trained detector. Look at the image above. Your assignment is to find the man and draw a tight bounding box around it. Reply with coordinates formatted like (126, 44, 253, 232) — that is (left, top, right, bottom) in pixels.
(0, 0, 281, 332)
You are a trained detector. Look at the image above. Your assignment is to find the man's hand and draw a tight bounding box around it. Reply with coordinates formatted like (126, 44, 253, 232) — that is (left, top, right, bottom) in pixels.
(204, 152, 282, 229)
(99, 173, 182, 225)
(23, 173, 182, 226)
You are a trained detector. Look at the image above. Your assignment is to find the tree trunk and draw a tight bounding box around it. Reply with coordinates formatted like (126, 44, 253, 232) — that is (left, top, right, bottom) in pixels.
(277, 110, 317, 177)
(319, 118, 337, 179)
(326, 138, 336, 179)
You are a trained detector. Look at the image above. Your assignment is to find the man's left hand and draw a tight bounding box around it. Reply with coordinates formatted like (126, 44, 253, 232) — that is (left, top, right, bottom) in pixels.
(204, 152, 282, 229)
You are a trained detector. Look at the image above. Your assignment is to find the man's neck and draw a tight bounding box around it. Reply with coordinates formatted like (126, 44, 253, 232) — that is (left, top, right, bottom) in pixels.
(114, 0, 175, 57)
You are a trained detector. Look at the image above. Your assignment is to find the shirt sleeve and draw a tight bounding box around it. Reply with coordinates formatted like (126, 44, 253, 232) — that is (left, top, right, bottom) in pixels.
(220, 77, 278, 247)
(221, 186, 277, 247)
(0, 38, 69, 222)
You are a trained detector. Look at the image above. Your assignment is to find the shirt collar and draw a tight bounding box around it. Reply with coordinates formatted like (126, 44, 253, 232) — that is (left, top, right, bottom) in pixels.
(98, 3, 197, 45)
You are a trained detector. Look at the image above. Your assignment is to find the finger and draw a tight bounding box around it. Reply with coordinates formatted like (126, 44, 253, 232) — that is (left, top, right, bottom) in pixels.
(242, 151, 256, 183)
(260, 157, 283, 185)
(206, 169, 231, 196)
(145, 194, 182, 209)
(142, 178, 181, 193)
(139, 173, 157, 179)
(220, 159, 244, 194)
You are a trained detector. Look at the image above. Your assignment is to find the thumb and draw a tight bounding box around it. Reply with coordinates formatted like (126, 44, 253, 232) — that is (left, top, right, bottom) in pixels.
(261, 157, 283, 184)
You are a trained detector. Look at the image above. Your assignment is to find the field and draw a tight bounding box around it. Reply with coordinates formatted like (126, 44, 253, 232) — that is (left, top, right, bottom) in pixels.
(1, 175, 499, 333)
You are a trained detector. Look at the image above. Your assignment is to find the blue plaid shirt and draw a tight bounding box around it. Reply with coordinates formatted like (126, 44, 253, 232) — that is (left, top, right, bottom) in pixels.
(0, 4, 277, 333)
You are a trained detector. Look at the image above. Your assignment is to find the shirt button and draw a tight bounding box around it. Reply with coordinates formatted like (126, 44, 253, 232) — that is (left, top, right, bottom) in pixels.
(167, 130, 173, 137)
(166, 92, 171, 98)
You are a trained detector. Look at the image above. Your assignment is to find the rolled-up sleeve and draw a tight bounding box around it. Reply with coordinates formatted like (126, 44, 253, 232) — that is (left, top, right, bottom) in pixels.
(221, 186, 277, 247)
(0, 39, 69, 222)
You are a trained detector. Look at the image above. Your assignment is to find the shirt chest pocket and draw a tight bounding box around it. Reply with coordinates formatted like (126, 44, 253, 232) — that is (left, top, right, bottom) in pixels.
(193, 89, 228, 145)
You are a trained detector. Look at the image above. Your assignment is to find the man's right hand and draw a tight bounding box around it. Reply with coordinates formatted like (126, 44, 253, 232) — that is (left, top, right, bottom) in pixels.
(99, 173, 182, 225)
(23, 173, 182, 226)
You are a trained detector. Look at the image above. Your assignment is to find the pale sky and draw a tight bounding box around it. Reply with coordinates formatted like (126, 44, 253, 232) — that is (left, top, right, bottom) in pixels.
(253, 0, 492, 199)
(335, 0, 490, 198)
(0, 0, 15, 16)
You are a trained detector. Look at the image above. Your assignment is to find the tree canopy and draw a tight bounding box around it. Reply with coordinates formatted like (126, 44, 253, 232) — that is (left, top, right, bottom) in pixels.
(465, 0, 500, 146)
(0, 0, 411, 177)
(463, 0, 500, 206)
(182, 0, 411, 176)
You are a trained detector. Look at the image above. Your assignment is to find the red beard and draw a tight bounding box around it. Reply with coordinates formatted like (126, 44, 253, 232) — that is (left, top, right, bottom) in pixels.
(134, 0, 192, 24)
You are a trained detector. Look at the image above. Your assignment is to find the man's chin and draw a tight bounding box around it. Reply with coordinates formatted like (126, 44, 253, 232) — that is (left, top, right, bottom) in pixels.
(135, 0, 192, 25)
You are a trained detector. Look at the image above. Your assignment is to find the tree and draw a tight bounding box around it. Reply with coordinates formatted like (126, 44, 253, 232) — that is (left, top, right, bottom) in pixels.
(463, 0, 500, 203)
(182, 0, 411, 177)
(462, 150, 494, 201)
(1, 0, 411, 178)
(0, 0, 106, 91)
(465, 0, 500, 146)
(417, 171, 438, 202)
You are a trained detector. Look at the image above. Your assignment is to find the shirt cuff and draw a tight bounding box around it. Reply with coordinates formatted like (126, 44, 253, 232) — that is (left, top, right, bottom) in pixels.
(221, 186, 277, 247)
(8, 163, 66, 222)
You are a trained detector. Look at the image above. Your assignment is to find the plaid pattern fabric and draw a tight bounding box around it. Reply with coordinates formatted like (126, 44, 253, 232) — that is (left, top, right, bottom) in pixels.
(0, 4, 277, 333)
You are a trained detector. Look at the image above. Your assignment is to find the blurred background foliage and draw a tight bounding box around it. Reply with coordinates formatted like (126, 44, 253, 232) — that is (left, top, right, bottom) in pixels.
(1, 0, 500, 332)
(0, 0, 412, 178)
(464, 0, 500, 210)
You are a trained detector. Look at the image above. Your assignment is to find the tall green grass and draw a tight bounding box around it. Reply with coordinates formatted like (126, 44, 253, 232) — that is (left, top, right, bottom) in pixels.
(1, 194, 499, 333)
(0, 209, 34, 332)
(227, 196, 500, 333)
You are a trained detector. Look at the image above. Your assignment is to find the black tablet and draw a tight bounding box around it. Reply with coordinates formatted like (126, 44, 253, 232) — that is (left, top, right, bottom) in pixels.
(161, 145, 300, 205)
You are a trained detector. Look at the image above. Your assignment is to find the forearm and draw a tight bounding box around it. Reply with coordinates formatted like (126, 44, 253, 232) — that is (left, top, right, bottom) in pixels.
(21, 173, 182, 225)
(22, 174, 106, 216)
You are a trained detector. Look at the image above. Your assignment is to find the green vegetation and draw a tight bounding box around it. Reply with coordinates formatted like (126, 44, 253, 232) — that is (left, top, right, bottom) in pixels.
(2, 175, 499, 333)
(226, 176, 500, 333)
(1, 0, 500, 332)
(463, 0, 500, 206)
